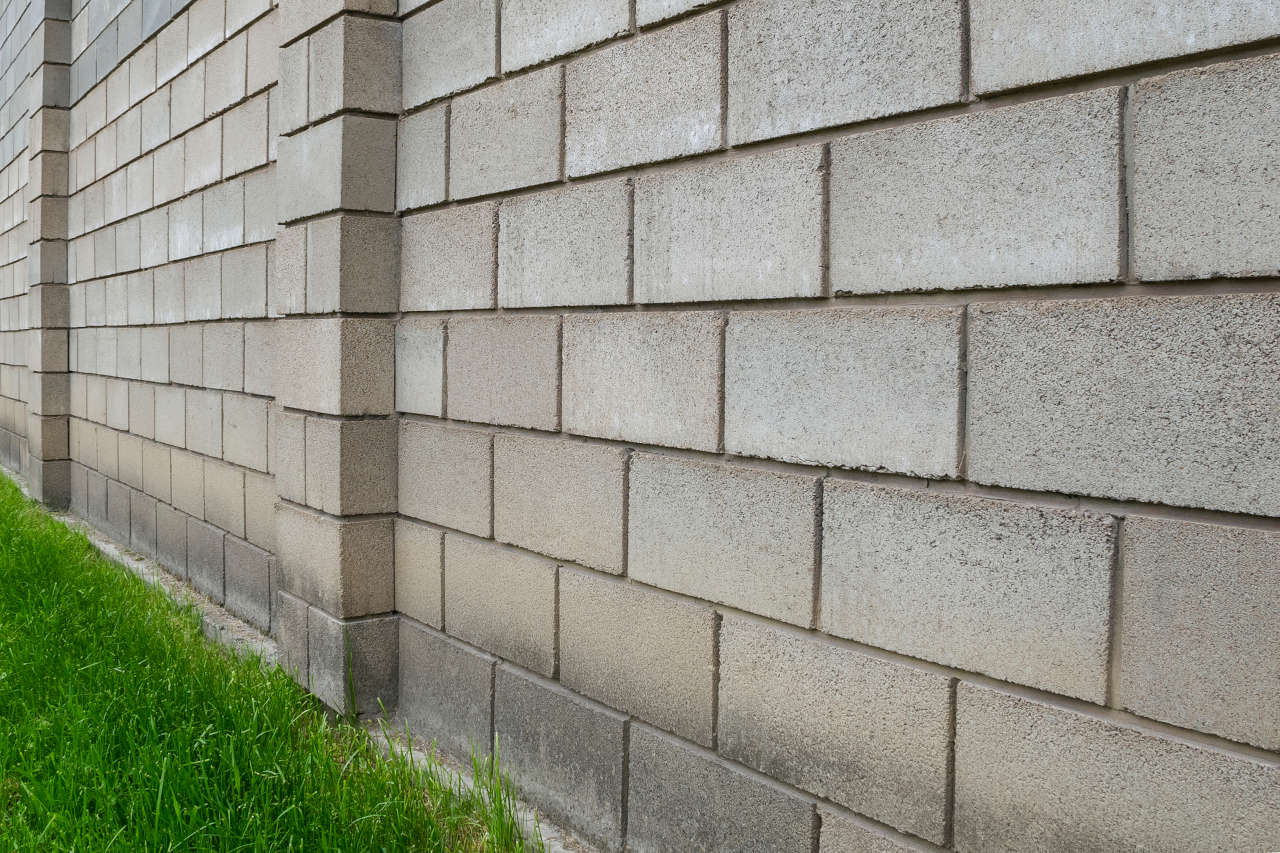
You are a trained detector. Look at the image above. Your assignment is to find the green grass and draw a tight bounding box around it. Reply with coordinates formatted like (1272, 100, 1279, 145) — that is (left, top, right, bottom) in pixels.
(0, 473, 541, 852)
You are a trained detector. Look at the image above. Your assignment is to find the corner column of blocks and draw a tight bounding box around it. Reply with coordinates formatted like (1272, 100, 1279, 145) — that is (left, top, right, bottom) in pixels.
(271, 0, 401, 714)
(25, 0, 73, 507)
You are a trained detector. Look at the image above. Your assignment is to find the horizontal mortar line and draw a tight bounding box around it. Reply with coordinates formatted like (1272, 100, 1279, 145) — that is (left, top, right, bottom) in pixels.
(397, 411, 1280, 532)
(276, 6, 401, 51)
(276, 496, 396, 524)
(393, 518, 1280, 767)
(66, 374, 277, 405)
(67, 417, 273, 470)
(275, 408, 395, 422)
(278, 106, 400, 140)
(276, 206, 399, 229)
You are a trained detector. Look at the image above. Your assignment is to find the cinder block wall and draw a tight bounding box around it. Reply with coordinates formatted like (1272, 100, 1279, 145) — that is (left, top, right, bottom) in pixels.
(10, 0, 1280, 850)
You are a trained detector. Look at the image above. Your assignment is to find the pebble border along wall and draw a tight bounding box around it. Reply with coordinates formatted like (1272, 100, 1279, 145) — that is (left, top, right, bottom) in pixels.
(1, 0, 1278, 850)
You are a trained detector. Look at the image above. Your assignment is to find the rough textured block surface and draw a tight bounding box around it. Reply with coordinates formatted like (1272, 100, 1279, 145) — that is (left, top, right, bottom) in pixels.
(396, 105, 446, 211)
(394, 518, 443, 629)
(308, 610, 398, 715)
(303, 417, 397, 515)
(398, 620, 494, 759)
(400, 203, 496, 311)
(274, 318, 394, 416)
(500, 0, 628, 71)
(719, 616, 952, 841)
(1116, 517, 1280, 750)
(398, 421, 491, 536)
(967, 293, 1280, 515)
(446, 316, 560, 430)
(830, 89, 1121, 293)
(401, 0, 495, 108)
(822, 481, 1114, 700)
(276, 503, 393, 618)
(817, 809, 921, 853)
(725, 308, 961, 477)
(450, 67, 561, 198)
(629, 453, 817, 625)
(394, 318, 444, 416)
(955, 684, 1280, 852)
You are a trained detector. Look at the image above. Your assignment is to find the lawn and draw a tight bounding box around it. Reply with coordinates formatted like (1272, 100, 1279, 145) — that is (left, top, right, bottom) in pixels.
(0, 473, 542, 852)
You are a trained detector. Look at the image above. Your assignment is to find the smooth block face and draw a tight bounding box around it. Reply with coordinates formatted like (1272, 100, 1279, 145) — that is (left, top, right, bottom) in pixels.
(446, 315, 560, 430)
(449, 67, 562, 198)
(1130, 55, 1280, 280)
(634, 146, 823, 303)
(394, 318, 444, 416)
(728, 0, 963, 144)
(967, 293, 1280, 515)
(500, 0, 628, 71)
(955, 684, 1280, 852)
(493, 434, 626, 573)
(497, 179, 629, 307)
(442, 536, 556, 676)
(629, 453, 817, 625)
(566, 14, 721, 176)
(830, 89, 1121, 293)
(562, 312, 721, 451)
(398, 420, 491, 536)
(725, 307, 961, 477)
(559, 568, 716, 746)
(626, 724, 816, 853)
(275, 503, 394, 618)
(719, 616, 952, 842)
(494, 666, 626, 851)
(398, 620, 494, 760)
(394, 518, 442, 628)
(970, 0, 1280, 93)
(401, 0, 495, 109)
(401, 202, 496, 311)
(1116, 517, 1280, 750)
(822, 481, 1115, 701)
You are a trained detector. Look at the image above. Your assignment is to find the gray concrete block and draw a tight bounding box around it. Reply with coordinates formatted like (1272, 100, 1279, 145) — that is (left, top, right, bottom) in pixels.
(400, 202, 496, 311)
(500, 0, 628, 72)
(1116, 517, 1280, 750)
(725, 307, 961, 477)
(278, 0, 396, 45)
(822, 481, 1114, 701)
(130, 489, 158, 554)
(303, 416, 397, 515)
(401, 0, 495, 109)
(728, 0, 962, 144)
(817, 808, 921, 853)
(307, 16, 400, 120)
(497, 179, 629, 307)
(225, 535, 271, 631)
(277, 37, 308, 135)
(273, 409, 306, 503)
(443, 535, 556, 676)
(396, 105, 446, 211)
(445, 315, 560, 430)
(187, 517, 226, 602)
(398, 618, 494, 760)
(830, 89, 1121, 293)
(1131, 55, 1280, 280)
(720, 615, 951, 841)
(275, 590, 308, 684)
(970, 0, 1280, 93)
(156, 502, 187, 576)
(170, 450, 204, 518)
(184, 388, 222, 458)
(308, 609, 398, 715)
(494, 434, 625, 573)
(203, 322, 244, 392)
(276, 502, 394, 618)
(394, 318, 444, 416)
(562, 311, 720, 451)
(566, 13, 720, 176)
(635, 146, 823, 303)
(203, 459, 245, 538)
(559, 567, 715, 745)
(450, 66, 562, 198)
(394, 518, 443, 629)
(274, 317, 394, 416)
(277, 115, 396, 221)
(629, 453, 817, 625)
(955, 683, 1280, 852)
(494, 665, 625, 851)
(967, 293, 1280, 515)
(397, 420, 491, 536)
(626, 723, 816, 853)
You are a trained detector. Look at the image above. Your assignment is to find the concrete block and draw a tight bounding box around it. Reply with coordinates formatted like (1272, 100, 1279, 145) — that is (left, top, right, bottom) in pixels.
(726, 307, 961, 477)
(627, 723, 816, 853)
(823, 481, 1114, 701)
(970, 0, 1280, 93)
(222, 245, 268, 319)
(276, 502, 394, 618)
(223, 394, 268, 471)
(400, 202, 496, 310)
(153, 265, 185, 323)
(401, 0, 495, 109)
(445, 316, 559, 430)
(222, 94, 269, 178)
(394, 318, 443, 416)
(170, 64, 206, 137)
(955, 684, 1280, 852)
(86, 469, 108, 526)
(141, 89, 171, 153)
(227, 0, 269, 35)
(304, 416, 397, 515)
(443, 535, 556, 676)
(721, 616, 951, 840)
(273, 409, 306, 502)
(185, 257, 222, 324)
(185, 388, 223, 458)
(154, 386, 186, 448)
(107, 380, 130, 431)
(204, 459, 246, 537)
(204, 179, 246, 252)
(272, 224, 306, 315)
(629, 453, 817, 625)
(188, 0, 226, 61)
(562, 312, 720, 451)
(225, 536, 271, 631)
(394, 518, 442, 628)
(243, 473, 275, 552)
(245, 13, 277, 94)
(566, 14, 720, 176)
(205, 32, 247, 116)
(635, 147, 822, 303)
(118, 434, 144, 489)
(494, 435, 625, 573)
(728, 0, 961, 144)
(307, 609, 398, 715)
(277, 37, 308, 135)
(203, 322, 244, 391)
(497, 179, 629, 307)
(275, 590, 308, 684)
(494, 665, 625, 851)
(277, 0, 397, 48)
(187, 517, 226, 601)
(398, 619, 494, 759)
(142, 441, 170, 502)
(171, 448, 205, 517)
(156, 502, 187, 575)
(153, 138, 184, 204)
(817, 808, 921, 853)
(277, 115, 396, 220)
(830, 88, 1121, 293)
(967, 293, 1280, 515)
(500, 0, 627, 71)
(450, 66, 561, 198)
(125, 161, 152, 218)
(559, 567, 715, 745)
(304, 214, 399, 313)
(1131, 55, 1280, 280)
(398, 420, 491, 536)
(274, 317, 394, 416)
(169, 195, 204, 259)
(307, 16, 400, 120)
(104, 478, 131, 542)
(396, 105, 446, 211)
(243, 168, 277, 244)
(1116, 517, 1280, 750)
